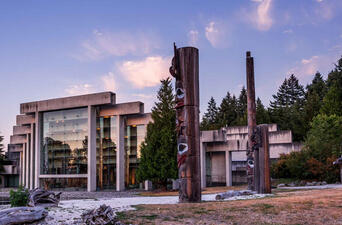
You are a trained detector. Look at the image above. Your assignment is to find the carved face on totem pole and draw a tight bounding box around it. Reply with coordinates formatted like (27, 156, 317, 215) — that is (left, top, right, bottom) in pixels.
(169, 44, 189, 172)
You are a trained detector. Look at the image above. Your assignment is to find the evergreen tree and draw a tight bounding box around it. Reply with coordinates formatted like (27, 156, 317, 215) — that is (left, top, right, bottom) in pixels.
(303, 72, 326, 132)
(0, 135, 4, 159)
(200, 97, 220, 130)
(321, 56, 342, 116)
(218, 92, 237, 127)
(256, 98, 270, 124)
(234, 87, 247, 126)
(136, 78, 177, 189)
(269, 74, 306, 141)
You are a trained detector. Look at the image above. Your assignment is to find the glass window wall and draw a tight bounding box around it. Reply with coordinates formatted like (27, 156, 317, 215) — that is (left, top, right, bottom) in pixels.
(125, 124, 145, 188)
(96, 116, 117, 190)
(41, 108, 88, 175)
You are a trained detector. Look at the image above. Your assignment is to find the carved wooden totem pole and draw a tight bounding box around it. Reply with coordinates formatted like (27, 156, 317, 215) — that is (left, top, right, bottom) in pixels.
(246, 51, 257, 191)
(246, 51, 271, 194)
(170, 44, 201, 202)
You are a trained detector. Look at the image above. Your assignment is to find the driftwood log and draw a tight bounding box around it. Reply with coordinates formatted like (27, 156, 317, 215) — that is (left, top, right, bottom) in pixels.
(28, 188, 61, 207)
(0, 207, 47, 225)
(81, 204, 117, 225)
(215, 190, 254, 200)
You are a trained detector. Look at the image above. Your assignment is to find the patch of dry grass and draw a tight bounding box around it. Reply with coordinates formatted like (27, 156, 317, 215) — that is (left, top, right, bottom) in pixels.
(120, 188, 342, 225)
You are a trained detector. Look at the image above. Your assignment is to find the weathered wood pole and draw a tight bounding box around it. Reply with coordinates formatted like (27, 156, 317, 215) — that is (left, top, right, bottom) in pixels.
(258, 124, 271, 193)
(170, 44, 201, 202)
(246, 51, 258, 191)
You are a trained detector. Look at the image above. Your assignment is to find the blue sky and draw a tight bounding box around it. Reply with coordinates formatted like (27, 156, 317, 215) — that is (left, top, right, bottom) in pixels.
(1, 0, 342, 149)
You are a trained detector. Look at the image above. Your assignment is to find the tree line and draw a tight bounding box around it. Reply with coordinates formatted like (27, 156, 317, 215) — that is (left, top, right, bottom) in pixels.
(201, 56, 342, 143)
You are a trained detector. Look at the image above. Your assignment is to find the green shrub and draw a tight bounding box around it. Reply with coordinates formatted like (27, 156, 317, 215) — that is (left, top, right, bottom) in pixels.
(9, 186, 29, 207)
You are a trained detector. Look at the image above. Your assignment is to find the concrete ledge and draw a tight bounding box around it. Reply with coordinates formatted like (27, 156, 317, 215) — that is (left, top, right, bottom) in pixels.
(8, 144, 23, 152)
(201, 129, 227, 142)
(126, 113, 152, 126)
(99, 101, 144, 116)
(13, 125, 31, 135)
(39, 174, 88, 178)
(20, 92, 115, 114)
(10, 135, 27, 145)
(16, 114, 35, 125)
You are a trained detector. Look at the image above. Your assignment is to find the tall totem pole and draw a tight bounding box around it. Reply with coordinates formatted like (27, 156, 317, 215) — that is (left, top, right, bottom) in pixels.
(170, 44, 201, 203)
(246, 51, 257, 191)
(246, 51, 271, 194)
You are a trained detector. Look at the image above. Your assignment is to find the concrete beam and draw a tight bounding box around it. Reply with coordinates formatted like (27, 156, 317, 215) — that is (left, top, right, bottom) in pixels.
(10, 135, 27, 145)
(16, 114, 35, 125)
(99, 101, 144, 116)
(13, 125, 31, 135)
(200, 141, 207, 188)
(126, 113, 152, 126)
(34, 112, 41, 189)
(20, 92, 116, 114)
(8, 144, 23, 152)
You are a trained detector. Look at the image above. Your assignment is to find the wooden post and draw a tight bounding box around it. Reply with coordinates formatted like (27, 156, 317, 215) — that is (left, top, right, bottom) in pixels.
(170, 44, 201, 202)
(246, 51, 258, 191)
(258, 124, 271, 193)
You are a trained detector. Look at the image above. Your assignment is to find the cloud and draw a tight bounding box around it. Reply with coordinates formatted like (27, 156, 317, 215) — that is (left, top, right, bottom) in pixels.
(255, 0, 273, 30)
(242, 0, 273, 31)
(73, 30, 160, 61)
(65, 84, 94, 96)
(288, 44, 342, 81)
(205, 21, 230, 48)
(283, 29, 293, 34)
(316, 0, 323, 2)
(188, 30, 199, 46)
(118, 56, 171, 88)
(101, 72, 117, 92)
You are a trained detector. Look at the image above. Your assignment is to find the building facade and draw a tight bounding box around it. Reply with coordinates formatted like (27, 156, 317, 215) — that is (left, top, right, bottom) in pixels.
(200, 124, 302, 188)
(6, 92, 302, 191)
(7, 92, 152, 191)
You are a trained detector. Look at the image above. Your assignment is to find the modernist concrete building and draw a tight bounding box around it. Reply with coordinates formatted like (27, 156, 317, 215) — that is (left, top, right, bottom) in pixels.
(7, 92, 152, 191)
(200, 124, 302, 188)
(6, 92, 302, 191)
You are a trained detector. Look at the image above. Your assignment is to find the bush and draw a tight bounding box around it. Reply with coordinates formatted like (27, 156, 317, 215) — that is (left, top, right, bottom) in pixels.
(9, 186, 29, 207)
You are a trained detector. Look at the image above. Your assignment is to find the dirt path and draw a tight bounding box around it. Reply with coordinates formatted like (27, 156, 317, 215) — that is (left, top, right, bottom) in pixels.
(118, 188, 342, 225)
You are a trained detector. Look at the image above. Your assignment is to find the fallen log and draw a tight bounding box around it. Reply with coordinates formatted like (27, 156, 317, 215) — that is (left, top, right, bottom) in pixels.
(28, 188, 61, 207)
(215, 190, 255, 200)
(0, 206, 47, 225)
(81, 204, 118, 225)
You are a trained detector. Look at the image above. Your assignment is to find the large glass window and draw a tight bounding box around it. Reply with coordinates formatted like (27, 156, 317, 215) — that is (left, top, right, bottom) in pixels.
(41, 108, 88, 175)
(96, 116, 116, 190)
(125, 124, 145, 188)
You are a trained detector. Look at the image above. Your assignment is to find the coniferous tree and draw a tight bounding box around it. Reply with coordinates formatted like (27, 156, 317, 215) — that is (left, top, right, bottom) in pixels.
(303, 72, 327, 132)
(0, 135, 4, 159)
(321, 56, 342, 116)
(218, 92, 238, 127)
(256, 98, 270, 124)
(269, 74, 306, 141)
(200, 97, 220, 130)
(136, 78, 177, 189)
(234, 87, 247, 126)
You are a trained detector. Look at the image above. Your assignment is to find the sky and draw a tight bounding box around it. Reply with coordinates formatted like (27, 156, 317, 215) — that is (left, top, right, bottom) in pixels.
(1, 0, 342, 150)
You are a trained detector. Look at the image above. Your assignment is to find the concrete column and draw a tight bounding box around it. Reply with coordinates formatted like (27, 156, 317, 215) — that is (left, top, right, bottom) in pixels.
(22, 143, 26, 187)
(87, 106, 96, 192)
(30, 124, 35, 190)
(116, 115, 125, 191)
(34, 112, 41, 189)
(19, 151, 23, 186)
(26, 134, 30, 189)
(225, 151, 232, 186)
(200, 141, 206, 188)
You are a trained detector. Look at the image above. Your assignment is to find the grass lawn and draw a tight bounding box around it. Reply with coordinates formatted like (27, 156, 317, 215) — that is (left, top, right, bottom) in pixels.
(118, 188, 342, 225)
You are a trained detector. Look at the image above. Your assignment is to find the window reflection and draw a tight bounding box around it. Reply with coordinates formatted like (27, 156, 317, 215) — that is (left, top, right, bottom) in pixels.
(41, 108, 88, 175)
(96, 116, 116, 190)
(125, 124, 145, 188)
